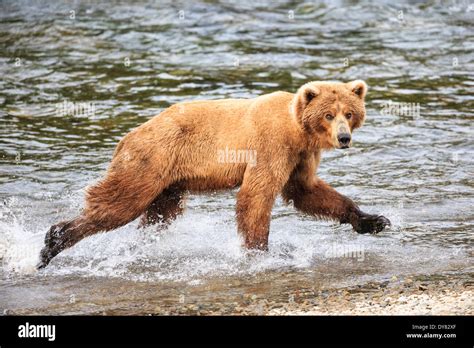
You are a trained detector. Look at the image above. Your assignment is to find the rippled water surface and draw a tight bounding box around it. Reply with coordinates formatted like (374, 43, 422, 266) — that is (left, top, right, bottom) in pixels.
(0, 0, 473, 314)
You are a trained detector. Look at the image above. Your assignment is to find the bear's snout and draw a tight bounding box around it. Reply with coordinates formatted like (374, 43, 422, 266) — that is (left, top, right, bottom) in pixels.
(337, 133, 351, 149)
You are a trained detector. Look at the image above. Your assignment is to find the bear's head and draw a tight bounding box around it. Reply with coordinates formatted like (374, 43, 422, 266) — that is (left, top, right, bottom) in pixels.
(291, 80, 367, 150)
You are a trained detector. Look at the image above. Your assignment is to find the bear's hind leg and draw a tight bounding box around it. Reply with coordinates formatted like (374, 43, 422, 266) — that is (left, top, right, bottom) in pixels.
(38, 171, 171, 269)
(38, 215, 101, 269)
(138, 184, 186, 228)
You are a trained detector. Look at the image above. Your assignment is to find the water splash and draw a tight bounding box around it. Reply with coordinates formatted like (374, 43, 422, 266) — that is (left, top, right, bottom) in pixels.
(1, 194, 470, 285)
(0, 198, 43, 274)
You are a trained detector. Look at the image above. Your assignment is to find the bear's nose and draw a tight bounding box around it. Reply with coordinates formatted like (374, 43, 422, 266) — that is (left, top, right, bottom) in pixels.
(337, 133, 351, 147)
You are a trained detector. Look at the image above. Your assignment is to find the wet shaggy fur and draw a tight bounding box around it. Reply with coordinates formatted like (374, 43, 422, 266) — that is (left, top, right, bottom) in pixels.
(38, 80, 390, 268)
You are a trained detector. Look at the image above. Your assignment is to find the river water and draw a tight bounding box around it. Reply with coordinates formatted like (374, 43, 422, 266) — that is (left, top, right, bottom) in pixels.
(0, 0, 473, 314)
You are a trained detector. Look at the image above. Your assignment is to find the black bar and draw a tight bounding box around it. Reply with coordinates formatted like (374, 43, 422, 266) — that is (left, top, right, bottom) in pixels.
(0, 315, 472, 346)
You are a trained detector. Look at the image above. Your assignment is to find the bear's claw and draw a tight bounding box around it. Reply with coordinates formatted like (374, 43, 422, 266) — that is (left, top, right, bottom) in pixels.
(36, 222, 70, 270)
(354, 214, 391, 234)
(36, 248, 51, 269)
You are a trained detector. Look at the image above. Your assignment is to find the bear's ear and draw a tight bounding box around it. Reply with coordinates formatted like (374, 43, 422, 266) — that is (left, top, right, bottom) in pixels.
(348, 80, 368, 99)
(292, 83, 320, 119)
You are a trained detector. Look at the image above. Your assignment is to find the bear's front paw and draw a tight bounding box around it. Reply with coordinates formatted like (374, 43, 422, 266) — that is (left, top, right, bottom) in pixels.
(353, 213, 390, 234)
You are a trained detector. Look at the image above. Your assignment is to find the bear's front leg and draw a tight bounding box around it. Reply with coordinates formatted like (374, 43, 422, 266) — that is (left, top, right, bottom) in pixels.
(283, 177, 391, 235)
(236, 187, 276, 250)
(236, 166, 287, 250)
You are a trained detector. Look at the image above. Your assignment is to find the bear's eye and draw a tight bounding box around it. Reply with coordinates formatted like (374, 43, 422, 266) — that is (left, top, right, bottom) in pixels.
(325, 114, 334, 121)
(345, 112, 352, 119)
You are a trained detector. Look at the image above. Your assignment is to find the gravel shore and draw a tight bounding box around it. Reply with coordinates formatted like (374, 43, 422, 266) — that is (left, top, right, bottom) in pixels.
(218, 276, 473, 316)
(268, 286, 472, 315)
(145, 275, 473, 316)
(4, 274, 472, 316)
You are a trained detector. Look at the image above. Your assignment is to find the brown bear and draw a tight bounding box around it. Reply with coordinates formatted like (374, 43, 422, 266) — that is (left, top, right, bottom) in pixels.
(38, 80, 390, 269)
